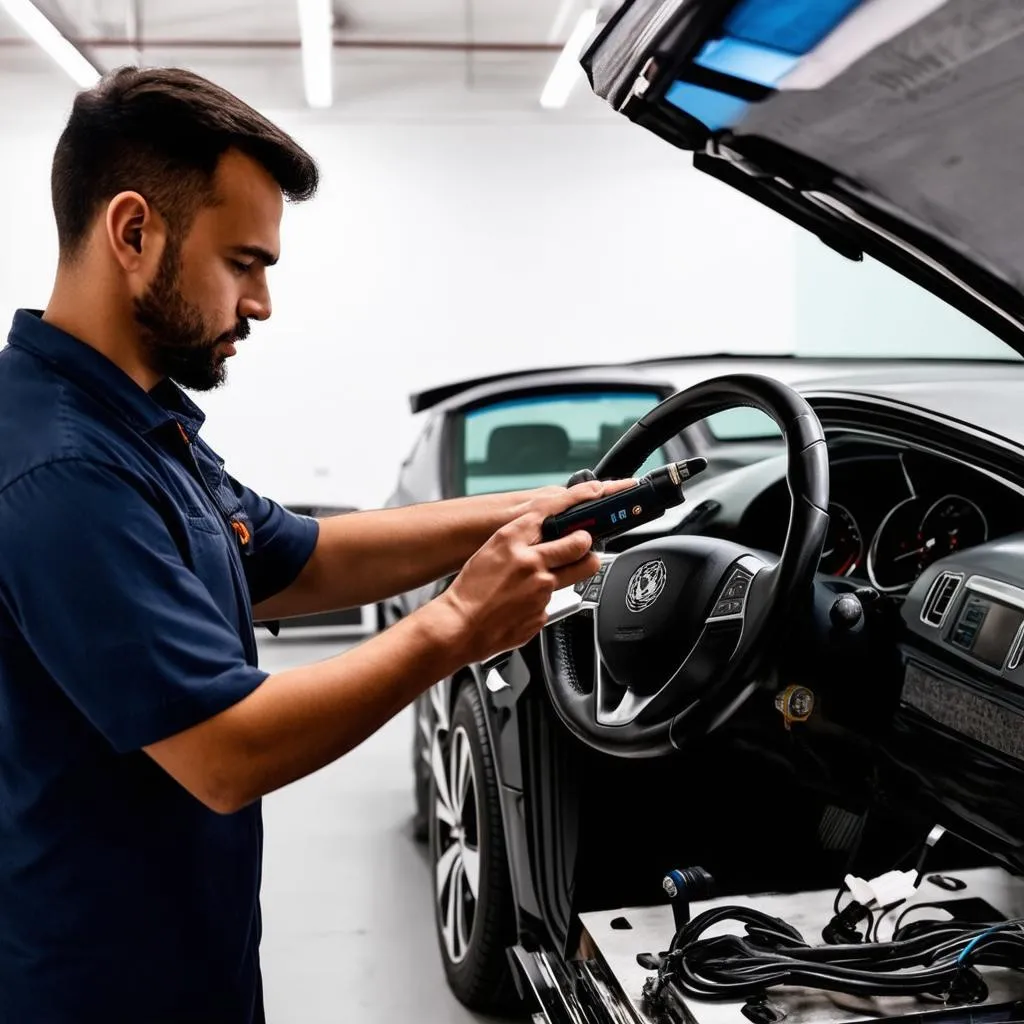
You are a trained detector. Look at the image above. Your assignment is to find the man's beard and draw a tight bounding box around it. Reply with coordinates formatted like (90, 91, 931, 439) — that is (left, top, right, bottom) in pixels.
(134, 243, 249, 392)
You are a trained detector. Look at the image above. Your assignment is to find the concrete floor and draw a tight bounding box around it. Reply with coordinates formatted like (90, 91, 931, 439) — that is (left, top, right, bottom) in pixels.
(255, 635, 512, 1024)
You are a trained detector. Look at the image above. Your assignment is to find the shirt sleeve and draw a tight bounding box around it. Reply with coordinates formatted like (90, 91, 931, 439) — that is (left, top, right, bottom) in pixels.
(0, 459, 270, 754)
(223, 474, 321, 607)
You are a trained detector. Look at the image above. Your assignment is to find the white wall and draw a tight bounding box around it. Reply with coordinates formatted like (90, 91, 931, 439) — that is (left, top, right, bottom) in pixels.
(792, 232, 1012, 360)
(0, 104, 798, 509)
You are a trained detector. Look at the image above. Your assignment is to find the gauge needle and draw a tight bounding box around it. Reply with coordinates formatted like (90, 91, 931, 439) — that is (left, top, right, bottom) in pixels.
(894, 537, 937, 562)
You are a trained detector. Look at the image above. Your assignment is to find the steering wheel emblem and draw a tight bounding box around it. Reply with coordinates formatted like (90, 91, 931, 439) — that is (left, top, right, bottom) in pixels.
(626, 560, 668, 613)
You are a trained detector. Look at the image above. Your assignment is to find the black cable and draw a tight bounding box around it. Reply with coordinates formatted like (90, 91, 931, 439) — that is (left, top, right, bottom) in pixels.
(895, 901, 944, 935)
(644, 905, 1024, 1008)
(892, 900, 992, 937)
(824, 885, 875, 944)
(833, 883, 845, 917)
(870, 899, 906, 943)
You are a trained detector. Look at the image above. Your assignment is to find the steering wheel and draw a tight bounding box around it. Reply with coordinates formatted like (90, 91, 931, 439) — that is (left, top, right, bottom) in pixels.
(539, 375, 829, 758)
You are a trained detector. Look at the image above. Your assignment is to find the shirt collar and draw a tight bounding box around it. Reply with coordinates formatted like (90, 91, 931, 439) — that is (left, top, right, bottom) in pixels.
(7, 309, 207, 440)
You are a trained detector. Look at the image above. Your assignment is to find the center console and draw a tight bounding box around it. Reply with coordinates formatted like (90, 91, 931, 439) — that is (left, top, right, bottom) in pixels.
(865, 537, 1024, 880)
(917, 573, 1024, 674)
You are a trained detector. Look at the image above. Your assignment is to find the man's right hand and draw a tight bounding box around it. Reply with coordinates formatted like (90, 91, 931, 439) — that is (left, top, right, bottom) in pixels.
(434, 479, 632, 665)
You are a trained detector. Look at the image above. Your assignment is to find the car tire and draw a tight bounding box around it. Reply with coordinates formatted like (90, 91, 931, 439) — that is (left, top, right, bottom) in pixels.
(430, 682, 521, 1015)
(412, 692, 431, 843)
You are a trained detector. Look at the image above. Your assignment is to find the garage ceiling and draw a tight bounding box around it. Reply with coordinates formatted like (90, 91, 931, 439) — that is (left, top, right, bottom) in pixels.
(0, 0, 607, 113)
(32, 0, 566, 44)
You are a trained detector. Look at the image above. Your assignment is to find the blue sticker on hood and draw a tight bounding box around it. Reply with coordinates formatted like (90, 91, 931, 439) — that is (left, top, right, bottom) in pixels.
(695, 37, 801, 88)
(724, 0, 864, 56)
(663, 82, 751, 131)
(664, 0, 864, 129)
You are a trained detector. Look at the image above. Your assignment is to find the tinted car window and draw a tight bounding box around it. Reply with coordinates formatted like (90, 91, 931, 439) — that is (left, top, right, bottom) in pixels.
(704, 407, 781, 441)
(456, 391, 667, 496)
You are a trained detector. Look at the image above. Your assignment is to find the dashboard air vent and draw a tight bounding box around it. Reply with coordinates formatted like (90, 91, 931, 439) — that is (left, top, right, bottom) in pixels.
(921, 572, 963, 628)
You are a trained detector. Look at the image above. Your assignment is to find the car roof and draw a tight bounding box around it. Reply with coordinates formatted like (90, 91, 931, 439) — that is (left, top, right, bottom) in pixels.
(410, 353, 1024, 416)
(409, 364, 680, 414)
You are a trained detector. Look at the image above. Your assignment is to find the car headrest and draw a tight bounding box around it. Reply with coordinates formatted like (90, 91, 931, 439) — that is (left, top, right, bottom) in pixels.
(486, 423, 571, 473)
(599, 420, 635, 456)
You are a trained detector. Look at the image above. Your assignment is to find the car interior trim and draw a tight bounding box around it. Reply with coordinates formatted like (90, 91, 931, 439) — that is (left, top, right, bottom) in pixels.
(964, 575, 1024, 613)
(811, 417, 1024, 500)
(919, 571, 964, 629)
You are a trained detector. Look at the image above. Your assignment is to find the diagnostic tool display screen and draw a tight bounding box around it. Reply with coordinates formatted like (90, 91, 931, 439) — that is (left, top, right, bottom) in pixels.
(951, 595, 1024, 668)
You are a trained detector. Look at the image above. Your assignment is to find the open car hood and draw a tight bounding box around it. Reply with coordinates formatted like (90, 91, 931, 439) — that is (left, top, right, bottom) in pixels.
(583, 0, 1024, 355)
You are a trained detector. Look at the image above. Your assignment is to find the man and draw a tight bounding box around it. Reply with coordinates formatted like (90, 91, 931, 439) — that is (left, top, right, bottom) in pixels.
(0, 67, 630, 1023)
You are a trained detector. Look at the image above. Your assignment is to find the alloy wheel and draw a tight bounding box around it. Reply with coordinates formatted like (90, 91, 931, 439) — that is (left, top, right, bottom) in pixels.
(432, 722, 481, 965)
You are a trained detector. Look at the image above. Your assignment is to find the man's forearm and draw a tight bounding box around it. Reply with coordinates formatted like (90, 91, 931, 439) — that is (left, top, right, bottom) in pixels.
(255, 490, 534, 620)
(147, 598, 471, 813)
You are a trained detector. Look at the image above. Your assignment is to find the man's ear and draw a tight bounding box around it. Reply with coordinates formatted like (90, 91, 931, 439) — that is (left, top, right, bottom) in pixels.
(104, 191, 167, 281)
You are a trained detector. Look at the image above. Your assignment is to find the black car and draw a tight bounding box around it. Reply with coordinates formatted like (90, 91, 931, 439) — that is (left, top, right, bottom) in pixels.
(384, 2, 1024, 1020)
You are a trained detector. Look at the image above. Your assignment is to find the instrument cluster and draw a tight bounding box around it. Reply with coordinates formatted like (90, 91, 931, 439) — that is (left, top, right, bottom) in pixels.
(742, 446, 1020, 592)
(865, 494, 988, 592)
(821, 493, 989, 592)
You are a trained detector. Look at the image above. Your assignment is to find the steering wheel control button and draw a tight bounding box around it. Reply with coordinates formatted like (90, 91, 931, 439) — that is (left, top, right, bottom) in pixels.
(584, 584, 603, 603)
(775, 685, 815, 730)
(575, 563, 608, 595)
(707, 570, 753, 620)
(712, 599, 743, 617)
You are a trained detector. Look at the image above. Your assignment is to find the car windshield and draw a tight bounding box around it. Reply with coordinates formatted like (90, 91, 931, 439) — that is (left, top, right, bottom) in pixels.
(456, 391, 668, 496)
(789, 233, 1022, 361)
(702, 234, 1023, 442)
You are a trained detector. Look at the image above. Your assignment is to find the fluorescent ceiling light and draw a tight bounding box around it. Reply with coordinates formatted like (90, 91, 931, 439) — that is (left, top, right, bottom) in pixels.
(540, 7, 600, 110)
(297, 0, 333, 109)
(547, 0, 580, 43)
(0, 0, 100, 88)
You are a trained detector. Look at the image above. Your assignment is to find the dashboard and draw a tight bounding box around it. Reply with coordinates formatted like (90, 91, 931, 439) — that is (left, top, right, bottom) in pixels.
(730, 427, 1024, 871)
(601, 398, 1024, 872)
(602, 401, 1024, 875)
(740, 442, 1024, 594)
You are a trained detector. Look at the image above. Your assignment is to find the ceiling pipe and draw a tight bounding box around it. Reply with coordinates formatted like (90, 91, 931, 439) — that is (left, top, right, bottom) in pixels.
(0, 36, 564, 52)
(463, 0, 475, 87)
(125, 0, 142, 66)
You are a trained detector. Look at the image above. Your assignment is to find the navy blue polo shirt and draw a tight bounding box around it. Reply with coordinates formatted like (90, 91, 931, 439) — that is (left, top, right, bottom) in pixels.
(0, 310, 320, 1023)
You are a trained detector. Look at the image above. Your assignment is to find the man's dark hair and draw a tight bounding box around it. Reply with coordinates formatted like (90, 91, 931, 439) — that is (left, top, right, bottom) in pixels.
(51, 66, 319, 258)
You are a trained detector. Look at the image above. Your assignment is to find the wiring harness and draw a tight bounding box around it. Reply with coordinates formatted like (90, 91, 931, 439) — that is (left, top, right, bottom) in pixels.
(642, 905, 1024, 1010)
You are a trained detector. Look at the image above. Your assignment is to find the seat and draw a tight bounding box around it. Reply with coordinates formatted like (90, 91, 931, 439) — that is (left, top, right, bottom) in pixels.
(485, 423, 571, 475)
(599, 421, 634, 458)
